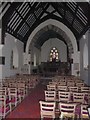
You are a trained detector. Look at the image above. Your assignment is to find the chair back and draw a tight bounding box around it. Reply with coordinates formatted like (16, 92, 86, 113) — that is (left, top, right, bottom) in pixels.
(39, 101, 56, 118)
(69, 87, 78, 92)
(67, 82, 75, 87)
(45, 90, 56, 101)
(81, 104, 89, 119)
(76, 82, 85, 87)
(0, 95, 10, 118)
(81, 87, 90, 93)
(58, 91, 70, 102)
(49, 81, 57, 85)
(59, 102, 76, 118)
(58, 81, 66, 86)
(8, 88, 20, 107)
(57, 85, 68, 91)
(47, 84, 56, 91)
(73, 92, 85, 104)
(0, 87, 7, 95)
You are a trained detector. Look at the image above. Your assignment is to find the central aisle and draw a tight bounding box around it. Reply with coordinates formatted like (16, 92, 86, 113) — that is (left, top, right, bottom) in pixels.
(5, 78, 50, 119)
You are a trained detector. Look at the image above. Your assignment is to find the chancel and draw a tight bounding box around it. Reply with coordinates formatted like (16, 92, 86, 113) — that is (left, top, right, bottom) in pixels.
(0, 1, 90, 120)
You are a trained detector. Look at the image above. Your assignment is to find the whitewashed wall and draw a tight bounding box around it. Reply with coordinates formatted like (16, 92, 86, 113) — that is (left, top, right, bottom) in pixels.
(41, 38, 67, 62)
(0, 33, 24, 79)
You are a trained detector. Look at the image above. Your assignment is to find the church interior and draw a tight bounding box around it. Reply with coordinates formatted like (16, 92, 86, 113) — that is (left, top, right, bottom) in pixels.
(0, 1, 90, 119)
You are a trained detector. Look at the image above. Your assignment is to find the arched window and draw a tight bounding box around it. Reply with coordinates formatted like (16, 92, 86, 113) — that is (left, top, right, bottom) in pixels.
(49, 47, 59, 62)
(10, 47, 19, 69)
(83, 44, 88, 69)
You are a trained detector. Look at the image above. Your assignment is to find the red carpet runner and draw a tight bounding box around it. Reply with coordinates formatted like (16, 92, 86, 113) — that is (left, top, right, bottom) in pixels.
(5, 81, 47, 119)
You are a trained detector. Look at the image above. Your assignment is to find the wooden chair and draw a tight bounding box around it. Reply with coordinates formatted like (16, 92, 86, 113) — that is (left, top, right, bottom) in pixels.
(58, 81, 66, 86)
(68, 87, 79, 92)
(49, 81, 57, 85)
(47, 84, 56, 91)
(81, 104, 89, 120)
(8, 88, 20, 110)
(73, 92, 85, 104)
(59, 102, 76, 119)
(57, 85, 68, 91)
(2, 82, 8, 88)
(76, 82, 85, 87)
(45, 90, 56, 101)
(67, 82, 75, 87)
(17, 83, 26, 102)
(0, 95, 11, 118)
(81, 87, 90, 93)
(58, 91, 71, 102)
(0, 87, 8, 96)
(8, 82, 17, 88)
(39, 101, 56, 119)
(81, 87, 90, 104)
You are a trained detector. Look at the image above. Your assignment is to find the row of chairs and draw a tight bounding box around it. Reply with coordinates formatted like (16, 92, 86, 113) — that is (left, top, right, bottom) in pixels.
(0, 88, 21, 118)
(45, 90, 89, 104)
(39, 101, 89, 119)
(39, 75, 90, 119)
(52, 75, 81, 81)
(0, 74, 41, 118)
(49, 81, 85, 87)
(47, 85, 90, 92)
(1, 74, 40, 89)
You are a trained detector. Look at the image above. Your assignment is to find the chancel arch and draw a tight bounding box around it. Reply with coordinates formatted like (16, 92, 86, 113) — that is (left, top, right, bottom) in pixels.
(26, 19, 79, 76)
(26, 19, 78, 54)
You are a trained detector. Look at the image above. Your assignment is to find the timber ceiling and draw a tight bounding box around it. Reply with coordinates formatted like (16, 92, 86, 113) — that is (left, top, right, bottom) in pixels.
(1, 2, 90, 50)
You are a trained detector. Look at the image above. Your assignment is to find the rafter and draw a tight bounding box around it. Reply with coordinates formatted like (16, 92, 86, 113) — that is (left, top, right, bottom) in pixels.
(1, 2, 89, 49)
(15, 3, 38, 34)
(23, 2, 50, 42)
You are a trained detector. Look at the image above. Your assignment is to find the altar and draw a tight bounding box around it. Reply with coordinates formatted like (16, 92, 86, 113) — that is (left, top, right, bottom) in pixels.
(39, 61, 71, 76)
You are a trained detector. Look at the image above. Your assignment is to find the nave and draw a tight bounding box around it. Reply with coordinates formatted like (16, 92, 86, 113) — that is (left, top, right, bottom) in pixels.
(0, 1, 90, 120)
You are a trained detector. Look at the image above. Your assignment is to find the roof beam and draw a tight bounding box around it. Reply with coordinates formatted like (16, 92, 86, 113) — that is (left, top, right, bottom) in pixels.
(23, 2, 50, 42)
(71, 3, 78, 26)
(51, 2, 88, 38)
(15, 3, 38, 33)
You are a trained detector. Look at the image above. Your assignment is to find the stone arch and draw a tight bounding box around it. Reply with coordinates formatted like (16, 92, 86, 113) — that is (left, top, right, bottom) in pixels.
(26, 19, 78, 55)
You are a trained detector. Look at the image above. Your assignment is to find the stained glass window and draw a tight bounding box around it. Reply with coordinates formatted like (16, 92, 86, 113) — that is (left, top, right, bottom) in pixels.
(50, 47, 59, 62)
